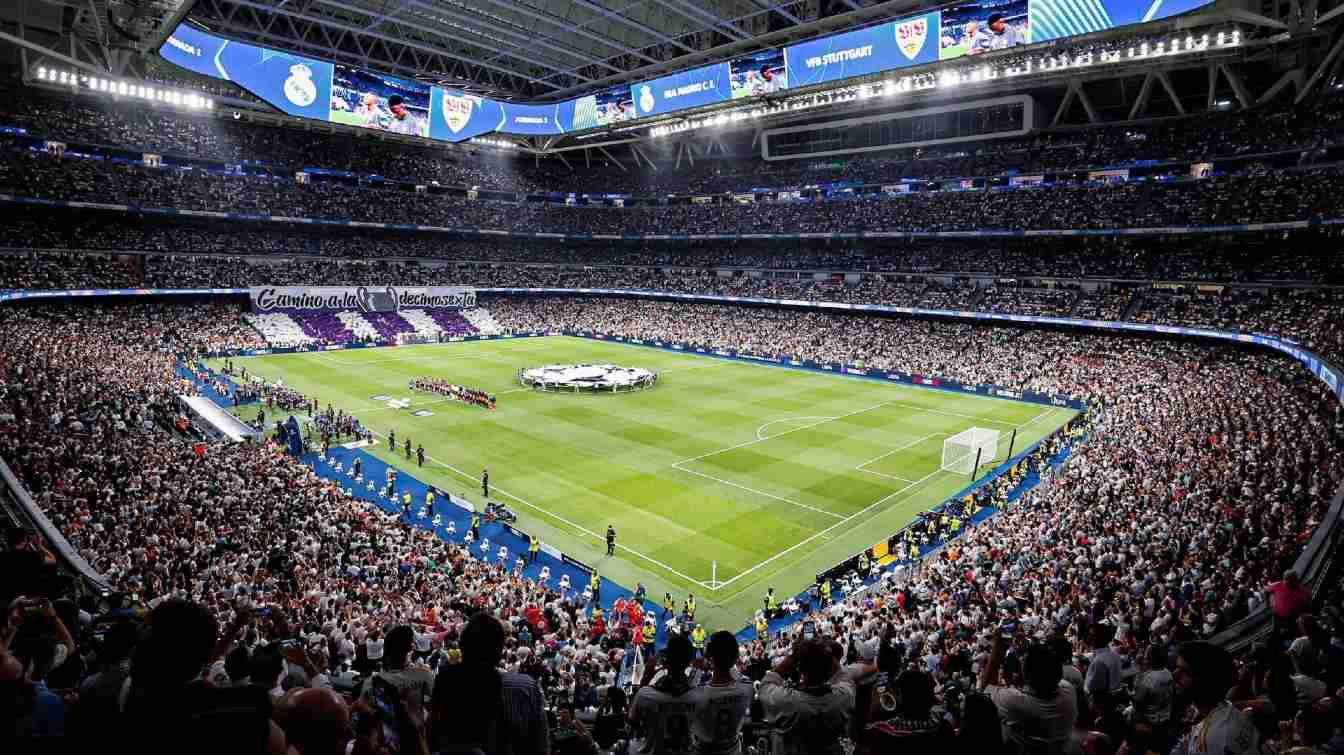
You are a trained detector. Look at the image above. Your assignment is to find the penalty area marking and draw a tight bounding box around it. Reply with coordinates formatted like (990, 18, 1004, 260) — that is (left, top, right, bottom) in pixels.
(755, 416, 838, 440)
(361, 429, 712, 590)
(670, 461, 847, 522)
(854, 432, 941, 483)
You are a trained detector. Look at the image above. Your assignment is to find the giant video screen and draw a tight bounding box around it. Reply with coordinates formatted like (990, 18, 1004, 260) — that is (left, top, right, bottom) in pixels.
(939, 0, 1031, 59)
(330, 65, 431, 138)
(570, 87, 635, 131)
(160, 0, 1215, 141)
(729, 49, 788, 100)
(785, 11, 941, 90)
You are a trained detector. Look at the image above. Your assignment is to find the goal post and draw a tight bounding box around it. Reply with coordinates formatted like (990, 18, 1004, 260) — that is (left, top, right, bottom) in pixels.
(941, 427, 1001, 476)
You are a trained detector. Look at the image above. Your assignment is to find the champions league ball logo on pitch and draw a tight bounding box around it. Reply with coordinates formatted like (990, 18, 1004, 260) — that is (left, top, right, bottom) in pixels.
(440, 92, 476, 134)
(283, 64, 318, 107)
(895, 17, 929, 60)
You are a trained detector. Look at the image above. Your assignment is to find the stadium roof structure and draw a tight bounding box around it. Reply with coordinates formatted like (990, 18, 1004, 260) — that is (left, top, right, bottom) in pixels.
(177, 0, 946, 100)
(7, 0, 1344, 157)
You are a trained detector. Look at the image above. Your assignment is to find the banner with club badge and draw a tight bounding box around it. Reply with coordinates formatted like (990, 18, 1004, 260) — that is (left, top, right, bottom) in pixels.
(250, 286, 476, 313)
(785, 10, 941, 88)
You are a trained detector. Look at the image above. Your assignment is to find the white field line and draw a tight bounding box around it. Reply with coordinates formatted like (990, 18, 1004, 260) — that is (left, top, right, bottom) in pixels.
(887, 401, 1019, 426)
(660, 362, 732, 372)
(363, 429, 711, 588)
(859, 469, 917, 483)
(714, 406, 1072, 593)
(1017, 407, 1055, 429)
(713, 464, 947, 591)
(755, 416, 837, 441)
(674, 401, 897, 466)
(855, 432, 941, 482)
(670, 462, 847, 521)
(311, 343, 550, 366)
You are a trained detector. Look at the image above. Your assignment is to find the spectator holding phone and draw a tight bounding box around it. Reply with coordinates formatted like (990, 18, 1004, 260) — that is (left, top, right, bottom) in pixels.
(758, 638, 854, 755)
(978, 630, 1077, 755)
(628, 632, 697, 753)
(360, 625, 434, 727)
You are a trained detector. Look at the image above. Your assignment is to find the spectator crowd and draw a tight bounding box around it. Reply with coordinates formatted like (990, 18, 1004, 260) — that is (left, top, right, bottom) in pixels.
(1, 294, 1342, 753)
(4, 149, 1343, 235)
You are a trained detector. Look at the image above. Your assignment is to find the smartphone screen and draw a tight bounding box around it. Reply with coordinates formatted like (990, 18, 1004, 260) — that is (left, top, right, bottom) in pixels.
(802, 621, 816, 641)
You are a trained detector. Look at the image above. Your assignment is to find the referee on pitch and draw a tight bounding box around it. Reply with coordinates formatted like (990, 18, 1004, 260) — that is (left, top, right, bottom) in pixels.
(481, 468, 489, 499)
(606, 524, 616, 556)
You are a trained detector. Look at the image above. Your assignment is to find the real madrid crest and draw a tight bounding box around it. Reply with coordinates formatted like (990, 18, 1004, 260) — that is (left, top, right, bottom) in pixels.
(283, 63, 317, 107)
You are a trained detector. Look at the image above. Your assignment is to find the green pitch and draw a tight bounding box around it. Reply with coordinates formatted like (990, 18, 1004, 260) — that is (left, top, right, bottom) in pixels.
(210, 336, 1075, 629)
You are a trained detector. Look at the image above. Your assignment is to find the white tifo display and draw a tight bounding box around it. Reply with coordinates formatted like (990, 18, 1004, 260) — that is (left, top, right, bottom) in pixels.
(941, 427, 1001, 475)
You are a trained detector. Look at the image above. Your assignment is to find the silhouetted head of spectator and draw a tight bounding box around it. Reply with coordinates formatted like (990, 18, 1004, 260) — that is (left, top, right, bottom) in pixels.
(1023, 642, 1063, 698)
(664, 633, 694, 678)
(384, 625, 414, 670)
(125, 599, 219, 717)
(1049, 636, 1074, 668)
(430, 611, 507, 752)
(706, 630, 739, 674)
(897, 669, 936, 718)
(278, 687, 350, 755)
(224, 644, 250, 684)
(460, 611, 506, 667)
(795, 639, 833, 688)
(1174, 641, 1237, 707)
(960, 691, 1003, 745)
(248, 644, 284, 692)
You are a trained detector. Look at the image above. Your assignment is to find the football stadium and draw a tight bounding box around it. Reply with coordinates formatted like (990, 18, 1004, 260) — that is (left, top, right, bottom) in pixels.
(2, 0, 1344, 752)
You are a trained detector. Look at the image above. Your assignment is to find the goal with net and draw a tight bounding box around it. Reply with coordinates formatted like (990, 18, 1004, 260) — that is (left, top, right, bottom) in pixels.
(941, 427, 1001, 476)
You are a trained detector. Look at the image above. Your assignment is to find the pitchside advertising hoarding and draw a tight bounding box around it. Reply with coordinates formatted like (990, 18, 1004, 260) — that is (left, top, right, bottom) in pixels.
(160, 0, 1211, 139)
(249, 286, 476, 312)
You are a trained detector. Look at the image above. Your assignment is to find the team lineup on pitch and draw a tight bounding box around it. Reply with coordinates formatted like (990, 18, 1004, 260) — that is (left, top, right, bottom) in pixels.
(212, 335, 1075, 627)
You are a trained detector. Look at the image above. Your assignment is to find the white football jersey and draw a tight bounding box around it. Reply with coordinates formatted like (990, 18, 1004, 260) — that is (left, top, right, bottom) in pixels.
(686, 676, 754, 755)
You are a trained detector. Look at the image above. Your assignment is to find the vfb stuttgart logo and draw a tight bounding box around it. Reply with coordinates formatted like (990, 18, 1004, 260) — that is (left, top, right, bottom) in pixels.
(440, 91, 475, 134)
(895, 17, 929, 61)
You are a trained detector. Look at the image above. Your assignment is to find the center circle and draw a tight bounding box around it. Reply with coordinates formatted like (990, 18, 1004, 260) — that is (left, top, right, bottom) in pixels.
(519, 363, 658, 392)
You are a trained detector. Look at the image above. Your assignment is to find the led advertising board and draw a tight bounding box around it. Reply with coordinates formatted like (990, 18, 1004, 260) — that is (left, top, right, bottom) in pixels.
(784, 11, 941, 89)
(630, 63, 732, 118)
(159, 23, 332, 121)
(160, 0, 1215, 140)
(1031, 0, 1214, 42)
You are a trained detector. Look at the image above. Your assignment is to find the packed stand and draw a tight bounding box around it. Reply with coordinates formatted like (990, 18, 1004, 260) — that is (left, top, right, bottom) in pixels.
(5, 209, 1344, 283)
(2, 294, 1343, 753)
(5, 150, 1344, 234)
(6, 74, 1344, 194)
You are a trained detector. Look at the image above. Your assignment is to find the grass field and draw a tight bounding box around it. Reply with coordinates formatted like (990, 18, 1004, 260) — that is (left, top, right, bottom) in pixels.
(209, 336, 1075, 629)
